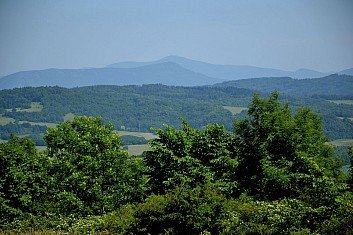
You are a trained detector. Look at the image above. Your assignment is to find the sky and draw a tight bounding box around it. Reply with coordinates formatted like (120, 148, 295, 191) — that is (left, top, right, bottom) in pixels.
(0, 0, 353, 76)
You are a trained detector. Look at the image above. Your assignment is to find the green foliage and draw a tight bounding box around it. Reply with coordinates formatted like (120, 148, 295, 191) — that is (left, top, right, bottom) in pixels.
(0, 122, 47, 140)
(1, 91, 353, 233)
(319, 192, 353, 234)
(44, 116, 147, 216)
(234, 92, 346, 204)
(131, 184, 224, 235)
(0, 135, 50, 222)
(144, 119, 239, 196)
(1, 85, 353, 141)
(219, 198, 331, 234)
(349, 147, 353, 188)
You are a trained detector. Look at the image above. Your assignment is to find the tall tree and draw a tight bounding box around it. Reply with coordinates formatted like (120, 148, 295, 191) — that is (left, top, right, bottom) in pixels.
(44, 116, 147, 215)
(144, 119, 239, 197)
(234, 92, 346, 205)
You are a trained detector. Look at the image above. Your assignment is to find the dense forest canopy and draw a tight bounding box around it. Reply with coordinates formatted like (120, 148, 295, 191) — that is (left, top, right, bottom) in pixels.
(215, 74, 353, 96)
(1, 93, 353, 234)
(0, 84, 352, 142)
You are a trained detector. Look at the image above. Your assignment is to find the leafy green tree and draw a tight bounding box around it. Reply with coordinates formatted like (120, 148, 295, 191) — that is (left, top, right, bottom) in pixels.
(0, 135, 50, 221)
(144, 119, 239, 197)
(348, 147, 353, 189)
(44, 116, 147, 216)
(234, 92, 346, 205)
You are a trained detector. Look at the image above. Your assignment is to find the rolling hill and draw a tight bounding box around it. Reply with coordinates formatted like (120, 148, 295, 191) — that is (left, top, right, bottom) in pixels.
(0, 62, 223, 90)
(339, 67, 353, 76)
(1, 56, 349, 90)
(107, 55, 329, 80)
(214, 74, 353, 96)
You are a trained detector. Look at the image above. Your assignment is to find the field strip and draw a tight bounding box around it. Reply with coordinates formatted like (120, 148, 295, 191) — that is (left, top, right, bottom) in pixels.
(223, 106, 248, 115)
(327, 100, 353, 105)
(127, 144, 150, 156)
(0, 115, 15, 125)
(329, 139, 353, 147)
(118, 131, 157, 140)
(18, 121, 57, 127)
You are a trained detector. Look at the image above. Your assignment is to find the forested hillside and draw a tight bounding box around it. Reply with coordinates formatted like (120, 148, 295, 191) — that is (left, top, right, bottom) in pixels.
(1, 94, 353, 234)
(215, 74, 353, 96)
(1, 84, 353, 143)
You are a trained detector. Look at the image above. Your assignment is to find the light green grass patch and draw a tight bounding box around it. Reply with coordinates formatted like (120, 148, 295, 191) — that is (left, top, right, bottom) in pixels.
(223, 106, 248, 115)
(327, 100, 353, 105)
(17, 102, 43, 112)
(118, 131, 157, 140)
(36, 146, 47, 152)
(337, 117, 353, 121)
(127, 144, 150, 156)
(0, 115, 15, 125)
(329, 139, 353, 147)
(64, 113, 76, 122)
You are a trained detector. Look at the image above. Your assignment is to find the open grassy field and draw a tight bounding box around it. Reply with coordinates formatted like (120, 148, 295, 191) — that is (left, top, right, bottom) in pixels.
(36, 146, 47, 152)
(327, 100, 353, 105)
(337, 117, 353, 121)
(1, 102, 43, 126)
(16, 102, 43, 112)
(0, 114, 15, 125)
(223, 106, 248, 115)
(118, 131, 157, 140)
(63, 112, 76, 122)
(127, 144, 150, 156)
(18, 121, 57, 128)
(329, 139, 353, 147)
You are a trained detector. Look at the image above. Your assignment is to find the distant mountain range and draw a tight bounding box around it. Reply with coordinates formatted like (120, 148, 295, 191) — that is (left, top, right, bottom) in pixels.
(0, 62, 223, 89)
(107, 55, 331, 80)
(0, 55, 352, 90)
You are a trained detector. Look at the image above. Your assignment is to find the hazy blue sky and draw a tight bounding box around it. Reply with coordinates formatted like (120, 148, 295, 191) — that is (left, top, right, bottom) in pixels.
(1, 0, 352, 76)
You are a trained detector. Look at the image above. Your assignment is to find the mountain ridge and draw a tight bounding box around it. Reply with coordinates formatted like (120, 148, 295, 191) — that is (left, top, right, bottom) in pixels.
(0, 62, 223, 90)
(1, 55, 352, 90)
(107, 55, 330, 80)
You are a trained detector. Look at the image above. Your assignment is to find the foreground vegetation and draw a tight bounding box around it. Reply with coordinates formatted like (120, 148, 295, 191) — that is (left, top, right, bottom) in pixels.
(1, 93, 353, 234)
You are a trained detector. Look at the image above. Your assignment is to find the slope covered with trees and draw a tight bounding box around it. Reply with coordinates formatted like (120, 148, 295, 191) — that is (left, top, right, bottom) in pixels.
(1, 94, 353, 234)
(215, 74, 353, 96)
(0, 85, 352, 142)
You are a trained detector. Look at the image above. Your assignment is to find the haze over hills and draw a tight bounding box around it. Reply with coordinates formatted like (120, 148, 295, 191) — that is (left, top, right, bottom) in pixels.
(1, 55, 352, 90)
(339, 68, 353, 76)
(107, 55, 330, 80)
(0, 62, 223, 90)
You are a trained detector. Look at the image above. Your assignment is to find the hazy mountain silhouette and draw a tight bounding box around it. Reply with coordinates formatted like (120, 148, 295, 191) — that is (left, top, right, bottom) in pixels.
(107, 55, 329, 80)
(0, 56, 343, 90)
(0, 62, 223, 90)
(339, 67, 353, 76)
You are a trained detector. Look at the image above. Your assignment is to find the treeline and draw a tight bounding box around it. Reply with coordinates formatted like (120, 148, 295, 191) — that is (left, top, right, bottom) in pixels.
(215, 74, 353, 96)
(0, 122, 47, 143)
(0, 85, 353, 140)
(1, 93, 353, 234)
